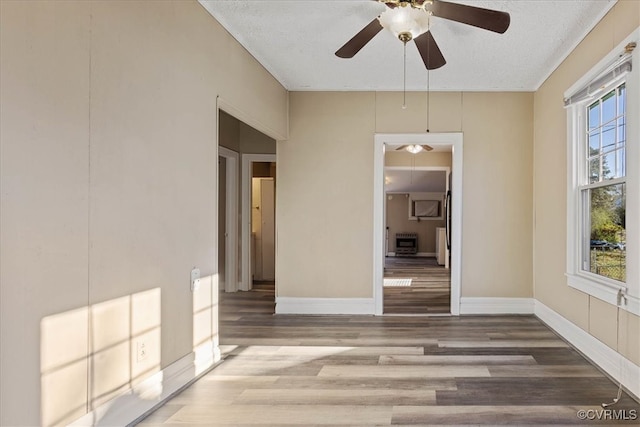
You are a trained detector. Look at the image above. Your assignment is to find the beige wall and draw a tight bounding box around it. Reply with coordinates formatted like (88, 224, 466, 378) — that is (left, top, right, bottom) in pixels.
(533, 0, 640, 364)
(278, 91, 533, 299)
(277, 92, 376, 298)
(0, 1, 287, 426)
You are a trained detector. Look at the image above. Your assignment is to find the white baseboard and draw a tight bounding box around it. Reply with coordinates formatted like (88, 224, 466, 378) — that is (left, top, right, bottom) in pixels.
(275, 297, 375, 315)
(459, 297, 535, 315)
(535, 301, 640, 400)
(69, 343, 221, 427)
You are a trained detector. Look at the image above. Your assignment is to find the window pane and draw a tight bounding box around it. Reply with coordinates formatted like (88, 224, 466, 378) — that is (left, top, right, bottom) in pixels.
(617, 149, 625, 178)
(588, 102, 600, 130)
(584, 82, 626, 185)
(602, 151, 617, 180)
(585, 183, 626, 282)
(589, 158, 600, 184)
(617, 117, 626, 145)
(602, 124, 616, 152)
(589, 131, 600, 153)
(601, 90, 616, 123)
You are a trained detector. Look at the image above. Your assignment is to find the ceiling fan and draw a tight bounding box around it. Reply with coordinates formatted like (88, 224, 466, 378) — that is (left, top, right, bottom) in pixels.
(335, 0, 511, 70)
(396, 144, 433, 153)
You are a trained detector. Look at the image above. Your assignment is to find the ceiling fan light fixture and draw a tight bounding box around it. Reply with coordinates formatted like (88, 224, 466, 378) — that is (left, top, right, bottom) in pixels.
(406, 144, 423, 154)
(378, 6, 430, 42)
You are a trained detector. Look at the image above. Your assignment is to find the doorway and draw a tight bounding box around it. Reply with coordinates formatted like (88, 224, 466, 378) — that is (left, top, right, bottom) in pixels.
(241, 154, 277, 291)
(217, 104, 278, 339)
(251, 165, 276, 283)
(217, 105, 278, 298)
(384, 165, 451, 314)
(373, 133, 463, 316)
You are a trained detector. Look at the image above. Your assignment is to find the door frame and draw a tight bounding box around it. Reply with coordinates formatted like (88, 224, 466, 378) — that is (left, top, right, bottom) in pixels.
(218, 146, 240, 293)
(373, 133, 463, 315)
(241, 153, 277, 291)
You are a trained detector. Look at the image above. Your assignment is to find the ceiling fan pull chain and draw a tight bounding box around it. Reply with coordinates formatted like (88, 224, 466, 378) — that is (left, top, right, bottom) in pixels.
(402, 41, 407, 109)
(426, 68, 430, 132)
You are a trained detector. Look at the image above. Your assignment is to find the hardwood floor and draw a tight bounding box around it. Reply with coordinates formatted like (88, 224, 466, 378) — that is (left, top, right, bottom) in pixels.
(384, 256, 450, 314)
(137, 283, 639, 426)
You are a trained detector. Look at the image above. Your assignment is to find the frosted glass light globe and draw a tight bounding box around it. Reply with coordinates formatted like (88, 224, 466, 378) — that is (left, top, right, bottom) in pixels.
(378, 6, 430, 41)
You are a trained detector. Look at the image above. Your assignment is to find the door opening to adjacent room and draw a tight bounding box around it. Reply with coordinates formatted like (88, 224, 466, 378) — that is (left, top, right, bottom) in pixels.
(373, 133, 463, 316)
(217, 106, 277, 317)
(250, 162, 276, 287)
(384, 163, 451, 314)
(238, 155, 276, 313)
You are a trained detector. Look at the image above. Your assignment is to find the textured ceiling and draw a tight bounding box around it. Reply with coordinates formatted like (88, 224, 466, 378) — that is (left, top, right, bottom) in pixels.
(199, 0, 617, 91)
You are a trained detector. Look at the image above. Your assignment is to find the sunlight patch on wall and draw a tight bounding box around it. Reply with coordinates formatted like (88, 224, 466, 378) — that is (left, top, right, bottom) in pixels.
(193, 274, 220, 376)
(41, 307, 89, 427)
(40, 288, 161, 427)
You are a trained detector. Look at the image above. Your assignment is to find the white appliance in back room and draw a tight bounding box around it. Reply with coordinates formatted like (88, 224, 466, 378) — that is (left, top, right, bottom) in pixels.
(436, 226, 447, 267)
(437, 172, 452, 268)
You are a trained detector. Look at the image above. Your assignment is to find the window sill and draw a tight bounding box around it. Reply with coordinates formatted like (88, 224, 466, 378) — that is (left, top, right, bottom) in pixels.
(567, 273, 640, 316)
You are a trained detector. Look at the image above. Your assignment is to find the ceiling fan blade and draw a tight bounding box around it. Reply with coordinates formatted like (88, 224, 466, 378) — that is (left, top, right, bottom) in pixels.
(422, 145, 434, 151)
(396, 145, 408, 151)
(335, 19, 383, 58)
(372, 0, 398, 9)
(414, 31, 446, 70)
(430, 0, 510, 34)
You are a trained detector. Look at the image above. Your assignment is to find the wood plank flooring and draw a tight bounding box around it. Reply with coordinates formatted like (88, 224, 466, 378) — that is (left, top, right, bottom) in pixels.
(137, 283, 639, 426)
(384, 256, 450, 314)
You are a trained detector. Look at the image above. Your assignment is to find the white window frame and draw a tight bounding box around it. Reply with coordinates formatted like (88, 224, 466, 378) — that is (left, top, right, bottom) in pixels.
(565, 29, 640, 316)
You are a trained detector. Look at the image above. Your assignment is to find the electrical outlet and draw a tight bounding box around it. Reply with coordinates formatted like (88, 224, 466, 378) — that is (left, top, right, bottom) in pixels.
(136, 340, 148, 363)
(191, 267, 201, 291)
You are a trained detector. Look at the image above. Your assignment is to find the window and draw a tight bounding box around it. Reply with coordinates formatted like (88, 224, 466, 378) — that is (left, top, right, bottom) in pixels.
(565, 31, 639, 315)
(407, 192, 445, 221)
(581, 85, 626, 282)
(412, 199, 441, 218)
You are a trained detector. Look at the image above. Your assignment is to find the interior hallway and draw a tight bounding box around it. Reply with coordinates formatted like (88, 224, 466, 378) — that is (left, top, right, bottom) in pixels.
(384, 256, 451, 314)
(137, 283, 639, 426)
